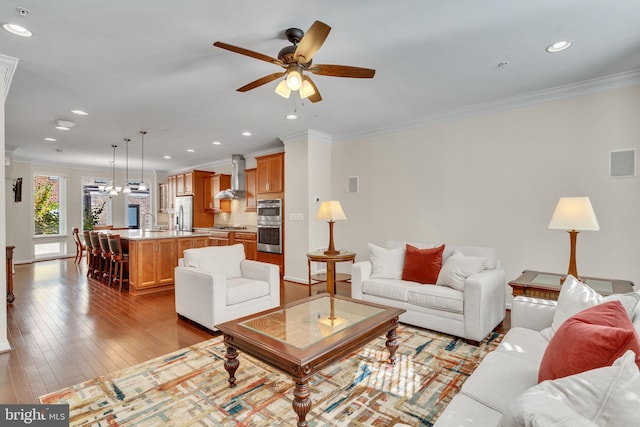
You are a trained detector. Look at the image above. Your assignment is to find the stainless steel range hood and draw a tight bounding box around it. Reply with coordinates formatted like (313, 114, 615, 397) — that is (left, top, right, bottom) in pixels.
(215, 154, 246, 199)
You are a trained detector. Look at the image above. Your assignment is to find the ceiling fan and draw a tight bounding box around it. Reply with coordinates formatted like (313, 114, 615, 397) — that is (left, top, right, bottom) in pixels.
(213, 21, 375, 103)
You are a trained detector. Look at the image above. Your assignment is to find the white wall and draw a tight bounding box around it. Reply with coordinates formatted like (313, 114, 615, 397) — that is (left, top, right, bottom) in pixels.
(331, 85, 640, 303)
(1, 66, 9, 352)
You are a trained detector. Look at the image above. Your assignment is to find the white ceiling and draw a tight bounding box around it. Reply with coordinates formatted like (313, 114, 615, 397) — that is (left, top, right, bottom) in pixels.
(3, 0, 640, 173)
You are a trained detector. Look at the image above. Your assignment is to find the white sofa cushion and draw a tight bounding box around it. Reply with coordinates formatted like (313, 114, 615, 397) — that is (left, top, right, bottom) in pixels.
(460, 351, 539, 413)
(496, 327, 549, 365)
(368, 243, 405, 279)
(226, 277, 270, 306)
(387, 241, 497, 270)
(499, 350, 640, 427)
(407, 284, 464, 313)
(362, 278, 415, 302)
(548, 275, 640, 337)
(184, 244, 245, 279)
(433, 393, 502, 427)
(436, 250, 488, 291)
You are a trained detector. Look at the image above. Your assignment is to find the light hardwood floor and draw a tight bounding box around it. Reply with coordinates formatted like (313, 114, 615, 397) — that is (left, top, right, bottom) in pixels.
(1, 257, 509, 404)
(0, 257, 352, 403)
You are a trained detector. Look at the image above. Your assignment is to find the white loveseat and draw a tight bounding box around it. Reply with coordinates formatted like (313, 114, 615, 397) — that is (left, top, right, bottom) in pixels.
(351, 241, 506, 342)
(434, 276, 640, 426)
(174, 244, 280, 331)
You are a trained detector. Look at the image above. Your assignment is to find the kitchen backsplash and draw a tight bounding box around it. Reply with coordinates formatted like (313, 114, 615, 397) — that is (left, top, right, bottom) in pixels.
(214, 199, 257, 227)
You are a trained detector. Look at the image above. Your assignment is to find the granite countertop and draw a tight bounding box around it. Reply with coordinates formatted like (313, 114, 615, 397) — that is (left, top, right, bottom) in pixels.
(116, 230, 212, 240)
(194, 227, 257, 234)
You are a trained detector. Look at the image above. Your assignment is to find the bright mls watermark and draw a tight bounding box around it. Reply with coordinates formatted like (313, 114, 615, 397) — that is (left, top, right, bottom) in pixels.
(0, 405, 68, 426)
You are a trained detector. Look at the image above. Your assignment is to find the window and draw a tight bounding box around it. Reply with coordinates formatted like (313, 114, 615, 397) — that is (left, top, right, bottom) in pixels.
(34, 174, 66, 236)
(125, 190, 150, 228)
(81, 177, 112, 230)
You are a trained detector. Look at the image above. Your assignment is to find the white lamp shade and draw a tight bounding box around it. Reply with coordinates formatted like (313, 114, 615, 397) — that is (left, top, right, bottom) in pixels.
(317, 201, 347, 221)
(299, 79, 316, 99)
(548, 197, 599, 231)
(286, 69, 302, 91)
(275, 80, 291, 99)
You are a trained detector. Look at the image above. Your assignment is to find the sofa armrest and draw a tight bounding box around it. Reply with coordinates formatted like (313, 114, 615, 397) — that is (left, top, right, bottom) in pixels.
(511, 296, 556, 331)
(174, 266, 226, 329)
(463, 268, 506, 342)
(351, 261, 372, 299)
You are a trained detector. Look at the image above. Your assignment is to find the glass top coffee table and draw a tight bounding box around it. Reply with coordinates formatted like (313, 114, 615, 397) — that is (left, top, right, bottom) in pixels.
(216, 294, 405, 427)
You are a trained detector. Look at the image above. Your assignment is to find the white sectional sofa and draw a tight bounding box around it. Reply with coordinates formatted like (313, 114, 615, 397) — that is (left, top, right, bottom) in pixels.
(351, 241, 506, 342)
(434, 276, 640, 426)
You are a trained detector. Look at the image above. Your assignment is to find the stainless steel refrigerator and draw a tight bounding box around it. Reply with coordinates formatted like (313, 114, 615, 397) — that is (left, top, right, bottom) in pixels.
(175, 195, 193, 231)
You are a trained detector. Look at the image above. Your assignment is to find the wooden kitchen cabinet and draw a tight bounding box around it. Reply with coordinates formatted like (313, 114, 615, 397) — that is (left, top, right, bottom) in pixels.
(245, 168, 256, 212)
(209, 231, 232, 246)
(184, 172, 193, 194)
(167, 175, 176, 209)
(129, 238, 177, 294)
(204, 174, 231, 213)
(256, 152, 284, 194)
(235, 232, 257, 260)
(176, 174, 185, 196)
(177, 236, 210, 258)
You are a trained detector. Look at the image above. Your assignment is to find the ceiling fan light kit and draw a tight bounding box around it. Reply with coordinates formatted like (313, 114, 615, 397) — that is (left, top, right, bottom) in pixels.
(213, 20, 375, 103)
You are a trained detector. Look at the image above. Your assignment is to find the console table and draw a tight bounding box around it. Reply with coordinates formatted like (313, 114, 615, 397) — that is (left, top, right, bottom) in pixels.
(307, 250, 356, 296)
(6, 246, 15, 304)
(509, 270, 635, 301)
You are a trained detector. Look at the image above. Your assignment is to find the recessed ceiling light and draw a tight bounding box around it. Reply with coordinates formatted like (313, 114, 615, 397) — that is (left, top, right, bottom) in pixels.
(55, 120, 76, 130)
(44, 137, 56, 142)
(3, 23, 32, 37)
(546, 40, 572, 53)
(285, 113, 297, 120)
(241, 131, 252, 136)
(71, 110, 88, 116)
(186, 149, 195, 153)
(163, 155, 172, 159)
(212, 141, 222, 145)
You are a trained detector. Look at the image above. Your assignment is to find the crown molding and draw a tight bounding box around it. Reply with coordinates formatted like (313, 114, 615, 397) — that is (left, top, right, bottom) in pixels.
(0, 54, 19, 101)
(334, 69, 640, 143)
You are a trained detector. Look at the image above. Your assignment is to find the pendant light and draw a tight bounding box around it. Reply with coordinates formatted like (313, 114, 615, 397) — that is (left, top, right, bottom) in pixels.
(108, 144, 121, 196)
(138, 131, 148, 191)
(122, 138, 132, 193)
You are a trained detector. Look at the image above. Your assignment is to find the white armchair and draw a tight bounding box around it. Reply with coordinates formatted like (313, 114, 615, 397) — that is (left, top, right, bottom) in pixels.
(175, 244, 280, 331)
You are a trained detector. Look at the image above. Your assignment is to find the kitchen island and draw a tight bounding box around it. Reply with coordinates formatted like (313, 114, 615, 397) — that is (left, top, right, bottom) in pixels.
(119, 230, 210, 295)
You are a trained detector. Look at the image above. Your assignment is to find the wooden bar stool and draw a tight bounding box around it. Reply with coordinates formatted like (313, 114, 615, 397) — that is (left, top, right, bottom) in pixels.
(89, 232, 103, 280)
(108, 235, 129, 292)
(98, 233, 114, 286)
(83, 230, 94, 276)
(72, 227, 86, 265)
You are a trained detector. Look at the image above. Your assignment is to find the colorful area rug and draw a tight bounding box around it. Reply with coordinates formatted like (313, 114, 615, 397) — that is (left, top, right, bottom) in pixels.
(40, 325, 502, 426)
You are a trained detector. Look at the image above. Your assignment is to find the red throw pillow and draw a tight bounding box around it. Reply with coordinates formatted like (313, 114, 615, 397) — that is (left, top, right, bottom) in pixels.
(538, 300, 640, 382)
(401, 244, 445, 284)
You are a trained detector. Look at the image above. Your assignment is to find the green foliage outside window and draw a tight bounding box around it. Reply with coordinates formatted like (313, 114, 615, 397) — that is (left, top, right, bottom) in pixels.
(83, 200, 106, 231)
(34, 181, 60, 235)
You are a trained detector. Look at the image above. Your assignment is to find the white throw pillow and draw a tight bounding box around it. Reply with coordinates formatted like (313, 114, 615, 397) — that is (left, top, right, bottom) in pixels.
(550, 275, 640, 336)
(368, 243, 404, 279)
(499, 350, 640, 427)
(436, 249, 487, 291)
(184, 244, 245, 278)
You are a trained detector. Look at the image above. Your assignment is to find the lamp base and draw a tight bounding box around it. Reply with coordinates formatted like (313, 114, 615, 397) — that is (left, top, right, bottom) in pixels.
(323, 249, 340, 256)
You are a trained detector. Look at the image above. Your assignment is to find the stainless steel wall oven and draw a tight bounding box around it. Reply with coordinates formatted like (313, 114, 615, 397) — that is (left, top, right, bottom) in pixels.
(257, 199, 282, 254)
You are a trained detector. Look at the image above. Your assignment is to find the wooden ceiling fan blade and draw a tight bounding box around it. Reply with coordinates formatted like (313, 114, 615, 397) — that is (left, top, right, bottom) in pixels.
(237, 72, 285, 92)
(309, 64, 376, 78)
(294, 21, 331, 63)
(214, 41, 283, 66)
(303, 76, 322, 103)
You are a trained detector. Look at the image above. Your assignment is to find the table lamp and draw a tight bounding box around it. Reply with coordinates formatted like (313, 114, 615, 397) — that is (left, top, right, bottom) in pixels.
(317, 201, 347, 255)
(548, 197, 599, 281)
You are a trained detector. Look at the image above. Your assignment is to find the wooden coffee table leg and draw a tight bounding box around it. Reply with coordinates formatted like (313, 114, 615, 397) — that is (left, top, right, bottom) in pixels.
(292, 379, 311, 427)
(224, 343, 239, 388)
(386, 328, 399, 365)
